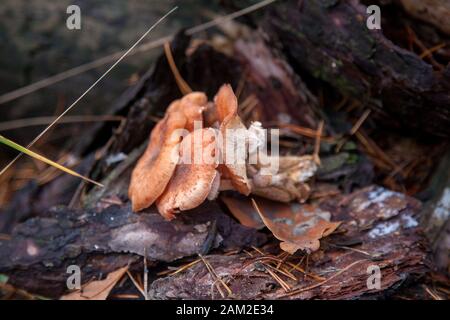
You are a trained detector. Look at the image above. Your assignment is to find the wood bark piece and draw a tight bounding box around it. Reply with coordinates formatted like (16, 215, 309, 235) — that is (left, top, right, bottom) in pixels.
(263, 0, 450, 137)
(234, 33, 320, 128)
(0, 202, 266, 297)
(150, 186, 428, 300)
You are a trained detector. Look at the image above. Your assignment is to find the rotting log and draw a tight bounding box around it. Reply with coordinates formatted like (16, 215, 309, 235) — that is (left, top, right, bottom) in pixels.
(0, 202, 265, 298)
(0, 22, 434, 300)
(420, 149, 450, 272)
(394, 0, 450, 35)
(150, 186, 428, 299)
(262, 0, 450, 137)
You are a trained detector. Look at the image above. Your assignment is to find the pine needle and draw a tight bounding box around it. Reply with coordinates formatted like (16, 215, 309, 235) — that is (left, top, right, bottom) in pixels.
(0, 135, 103, 188)
(164, 42, 192, 95)
(313, 120, 324, 165)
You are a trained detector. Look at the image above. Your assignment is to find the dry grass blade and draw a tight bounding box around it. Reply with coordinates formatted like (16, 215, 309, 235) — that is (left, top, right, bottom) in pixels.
(0, 7, 178, 178)
(0, 115, 124, 132)
(0, 0, 278, 106)
(0, 135, 103, 188)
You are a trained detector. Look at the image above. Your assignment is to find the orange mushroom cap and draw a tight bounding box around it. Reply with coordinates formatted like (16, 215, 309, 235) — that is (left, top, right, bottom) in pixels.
(156, 128, 219, 220)
(170, 92, 207, 132)
(128, 107, 187, 212)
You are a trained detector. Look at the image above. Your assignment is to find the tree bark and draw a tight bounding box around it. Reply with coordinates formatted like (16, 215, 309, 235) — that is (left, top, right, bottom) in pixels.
(262, 0, 450, 137)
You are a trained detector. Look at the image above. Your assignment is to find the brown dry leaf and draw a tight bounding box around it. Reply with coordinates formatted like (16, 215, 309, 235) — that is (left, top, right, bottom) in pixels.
(215, 84, 251, 195)
(221, 195, 266, 229)
(60, 266, 128, 300)
(129, 107, 186, 212)
(157, 128, 219, 220)
(251, 198, 341, 254)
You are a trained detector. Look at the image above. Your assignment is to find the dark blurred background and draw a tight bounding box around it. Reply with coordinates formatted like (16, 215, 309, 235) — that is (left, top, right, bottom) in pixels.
(0, 0, 221, 166)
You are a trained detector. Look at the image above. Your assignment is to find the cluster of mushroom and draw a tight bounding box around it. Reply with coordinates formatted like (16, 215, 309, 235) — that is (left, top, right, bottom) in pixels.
(128, 84, 317, 220)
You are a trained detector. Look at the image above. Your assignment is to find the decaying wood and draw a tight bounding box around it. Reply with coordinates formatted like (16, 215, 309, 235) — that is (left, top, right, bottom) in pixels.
(421, 149, 450, 272)
(233, 33, 320, 128)
(0, 202, 265, 297)
(396, 0, 450, 35)
(150, 186, 428, 300)
(0, 25, 436, 300)
(262, 0, 450, 137)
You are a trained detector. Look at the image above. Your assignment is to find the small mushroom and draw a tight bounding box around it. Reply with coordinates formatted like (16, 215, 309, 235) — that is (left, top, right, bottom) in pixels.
(214, 84, 238, 123)
(214, 84, 251, 195)
(156, 128, 219, 220)
(128, 106, 186, 212)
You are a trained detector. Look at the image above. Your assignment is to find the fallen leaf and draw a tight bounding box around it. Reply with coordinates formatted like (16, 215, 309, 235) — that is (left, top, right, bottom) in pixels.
(221, 195, 266, 229)
(251, 198, 341, 254)
(60, 266, 128, 300)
